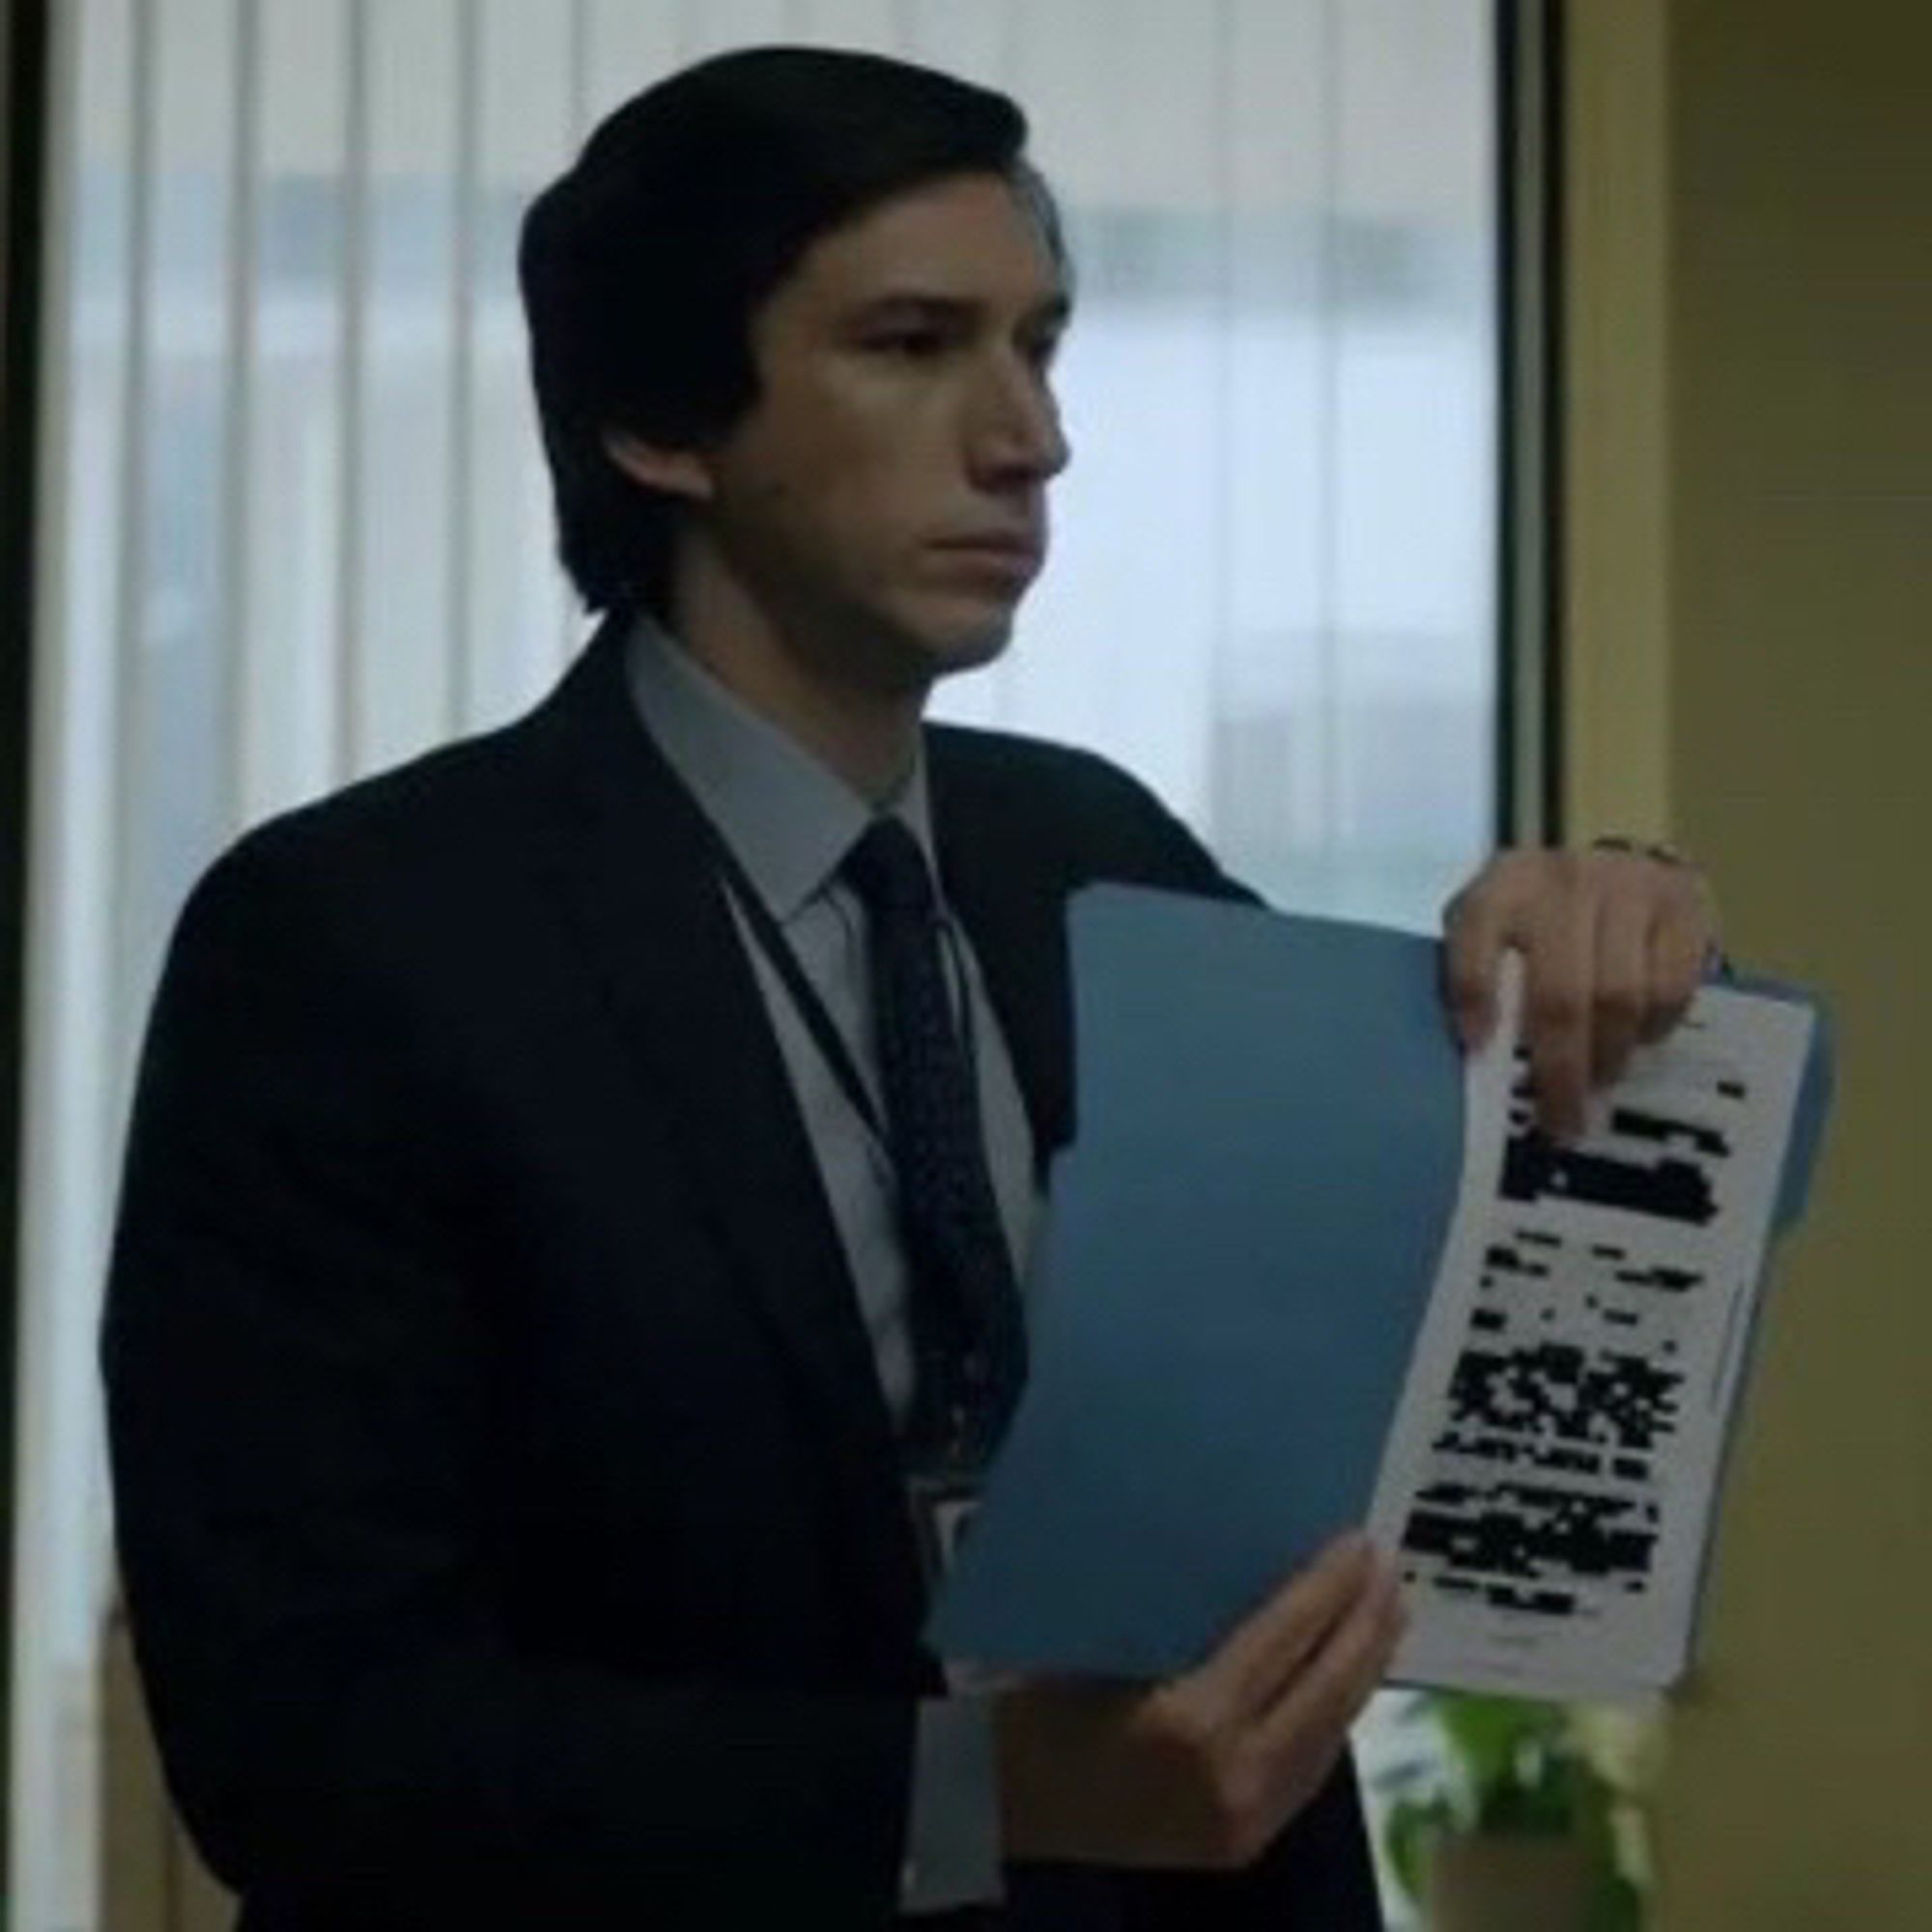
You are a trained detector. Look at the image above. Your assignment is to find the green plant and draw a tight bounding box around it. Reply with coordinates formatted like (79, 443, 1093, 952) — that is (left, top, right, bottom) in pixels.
(1374, 1690, 1661, 1931)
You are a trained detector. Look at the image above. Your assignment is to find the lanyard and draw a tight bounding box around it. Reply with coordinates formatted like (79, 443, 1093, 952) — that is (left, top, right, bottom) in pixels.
(714, 838, 884, 1145)
(709, 829, 1013, 1492)
(706, 827, 982, 1165)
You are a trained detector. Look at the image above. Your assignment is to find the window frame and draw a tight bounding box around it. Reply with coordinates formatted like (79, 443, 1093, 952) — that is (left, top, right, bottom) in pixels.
(1, 0, 54, 1889)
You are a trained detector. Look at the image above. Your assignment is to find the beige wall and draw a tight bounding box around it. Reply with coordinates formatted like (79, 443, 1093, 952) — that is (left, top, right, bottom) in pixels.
(1565, 2, 1932, 1923)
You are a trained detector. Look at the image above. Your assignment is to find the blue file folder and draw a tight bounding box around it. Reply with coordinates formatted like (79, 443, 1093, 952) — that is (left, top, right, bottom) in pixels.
(926, 885, 1828, 1678)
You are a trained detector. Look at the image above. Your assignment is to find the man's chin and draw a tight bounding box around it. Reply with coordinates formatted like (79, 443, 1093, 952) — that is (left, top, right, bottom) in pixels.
(835, 591, 1020, 698)
(924, 619, 1015, 680)
(912, 596, 1021, 679)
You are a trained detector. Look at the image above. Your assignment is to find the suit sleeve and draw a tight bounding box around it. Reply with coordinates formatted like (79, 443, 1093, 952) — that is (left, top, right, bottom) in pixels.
(1060, 744, 1266, 909)
(99, 838, 914, 1925)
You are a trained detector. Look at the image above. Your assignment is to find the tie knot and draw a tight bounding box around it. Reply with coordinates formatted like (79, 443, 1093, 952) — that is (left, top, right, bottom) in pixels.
(842, 816, 937, 921)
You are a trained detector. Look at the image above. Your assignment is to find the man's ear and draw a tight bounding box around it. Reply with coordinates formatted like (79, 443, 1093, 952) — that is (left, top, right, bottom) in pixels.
(603, 429, 714, 503)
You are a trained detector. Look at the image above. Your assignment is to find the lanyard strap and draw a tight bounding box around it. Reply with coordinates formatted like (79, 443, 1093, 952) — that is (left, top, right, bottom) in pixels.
(712, 839, 887, 1147)
(707, 829, 983, 1170)
(712, 828, 1019, 1480)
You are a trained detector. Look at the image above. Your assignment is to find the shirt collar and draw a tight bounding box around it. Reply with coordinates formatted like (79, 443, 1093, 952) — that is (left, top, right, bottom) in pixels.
(623, 611, 939, 923)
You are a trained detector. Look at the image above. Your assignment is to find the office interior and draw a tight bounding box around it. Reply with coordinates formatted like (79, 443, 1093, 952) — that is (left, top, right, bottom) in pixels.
(2, 2, 1926, 1926)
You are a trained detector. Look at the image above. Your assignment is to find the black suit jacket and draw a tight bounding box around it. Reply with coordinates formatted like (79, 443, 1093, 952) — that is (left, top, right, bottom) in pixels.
(101, 617, 1380, 1929)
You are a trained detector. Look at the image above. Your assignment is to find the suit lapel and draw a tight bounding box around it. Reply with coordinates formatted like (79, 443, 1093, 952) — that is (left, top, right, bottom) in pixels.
(521, 619, 923, 1633)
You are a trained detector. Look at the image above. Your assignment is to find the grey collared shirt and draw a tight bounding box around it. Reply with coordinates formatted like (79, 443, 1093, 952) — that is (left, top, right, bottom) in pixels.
(625, 616, 1029, 1911)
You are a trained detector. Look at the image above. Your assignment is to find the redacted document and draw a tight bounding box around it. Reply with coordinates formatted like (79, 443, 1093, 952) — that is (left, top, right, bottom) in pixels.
(927, 886, 1829, 1699)
(1367, 953, 1818, 1698)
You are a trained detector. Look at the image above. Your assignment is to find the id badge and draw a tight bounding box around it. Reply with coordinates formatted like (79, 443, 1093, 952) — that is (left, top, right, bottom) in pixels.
(908, 1468, 984, 1595)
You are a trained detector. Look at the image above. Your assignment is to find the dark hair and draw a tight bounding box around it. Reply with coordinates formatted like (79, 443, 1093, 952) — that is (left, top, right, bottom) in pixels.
(519, 44, 1069, 620)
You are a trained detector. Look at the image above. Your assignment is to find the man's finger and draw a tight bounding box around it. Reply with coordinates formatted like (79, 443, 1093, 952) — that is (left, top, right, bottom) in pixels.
(1188, 1532, 1378, 1721)
(1642, 904, 1709, 1043)
(1441, 891, 1509, 1052)
(1522, 892, 1595, 1137)
(1249, 1556, 1404, 1779)
(1590, 895, 1653, 1089)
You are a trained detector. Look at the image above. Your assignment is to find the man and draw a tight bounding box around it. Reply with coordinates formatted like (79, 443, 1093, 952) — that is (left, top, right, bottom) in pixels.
(101, 46, 1718, 1930)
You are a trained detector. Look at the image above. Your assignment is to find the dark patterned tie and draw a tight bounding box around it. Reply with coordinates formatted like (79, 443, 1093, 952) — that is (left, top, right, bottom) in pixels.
(842, 816, 1029, 1470)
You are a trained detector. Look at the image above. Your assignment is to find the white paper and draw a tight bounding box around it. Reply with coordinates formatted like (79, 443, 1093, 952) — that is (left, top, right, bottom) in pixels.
(1368, 956, 1816, 1700)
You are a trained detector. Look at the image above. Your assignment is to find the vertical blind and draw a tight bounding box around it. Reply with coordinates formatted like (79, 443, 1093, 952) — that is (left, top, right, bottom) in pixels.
(15, 2, 1495, 1922)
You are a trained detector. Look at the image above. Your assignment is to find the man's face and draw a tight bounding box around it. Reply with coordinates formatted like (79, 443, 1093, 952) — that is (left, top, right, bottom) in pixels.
(678, 172, 1073, 695)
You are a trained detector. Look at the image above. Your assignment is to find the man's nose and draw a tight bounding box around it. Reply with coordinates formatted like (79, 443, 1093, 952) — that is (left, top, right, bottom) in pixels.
(967, 355, 1071, 485)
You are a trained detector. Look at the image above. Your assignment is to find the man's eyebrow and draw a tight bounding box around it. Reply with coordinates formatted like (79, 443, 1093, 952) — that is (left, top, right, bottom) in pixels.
(847, 290, 1074, 329)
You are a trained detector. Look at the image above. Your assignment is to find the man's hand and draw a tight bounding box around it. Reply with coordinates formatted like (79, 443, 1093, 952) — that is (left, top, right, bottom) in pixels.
(1441, 845, 1720, 1138)
(992, 1533, 1403, 1871)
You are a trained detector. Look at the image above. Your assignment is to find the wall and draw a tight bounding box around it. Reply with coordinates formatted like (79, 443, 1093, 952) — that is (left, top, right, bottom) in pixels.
(1565, 2, 1931, 1923)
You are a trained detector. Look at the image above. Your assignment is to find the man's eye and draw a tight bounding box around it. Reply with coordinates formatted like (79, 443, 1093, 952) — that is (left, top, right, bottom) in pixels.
(870, 329, 948, 359)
